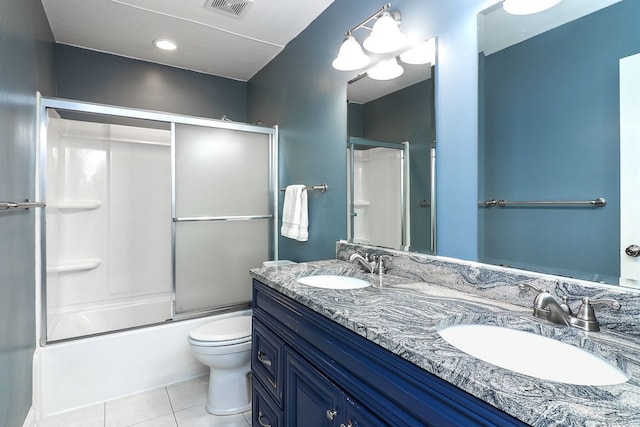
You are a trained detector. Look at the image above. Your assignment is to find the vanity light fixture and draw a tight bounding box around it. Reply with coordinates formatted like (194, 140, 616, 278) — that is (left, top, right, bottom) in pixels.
(399, 38, 436, 65)
(332, 34, 371, 71)
(153, 39, 177, 51)
(367, 57, 404, 80)
(362, 10, 407, 54)
(502, 0, 562, 15)
(332, 3, 407, 71)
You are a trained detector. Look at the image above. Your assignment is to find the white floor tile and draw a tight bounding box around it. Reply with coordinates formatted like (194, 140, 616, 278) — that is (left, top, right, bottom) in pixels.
(130, 413, 178, 427)
(106, 387, 173, 427)
(38, 403, 105, 427)
(174, 405, 250, 427)
(167, 375, 209, 412)
(39, 378, 251, 427)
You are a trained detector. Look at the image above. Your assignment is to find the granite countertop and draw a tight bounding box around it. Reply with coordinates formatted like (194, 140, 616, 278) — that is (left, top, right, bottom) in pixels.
(250, 259, 640, 427)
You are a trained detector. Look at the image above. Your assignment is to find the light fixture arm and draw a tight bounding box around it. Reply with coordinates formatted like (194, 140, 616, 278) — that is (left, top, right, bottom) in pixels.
(345, 3, 394, 36)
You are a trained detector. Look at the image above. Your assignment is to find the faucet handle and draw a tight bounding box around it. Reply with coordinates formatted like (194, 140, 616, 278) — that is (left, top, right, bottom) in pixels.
(575, 297, 621, 332)
(518, 283, 547, 297)
(587, 297, 621, 310)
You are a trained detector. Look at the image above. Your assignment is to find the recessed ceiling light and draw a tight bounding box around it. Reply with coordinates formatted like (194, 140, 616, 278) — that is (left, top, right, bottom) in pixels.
(153, 39, 177, 51)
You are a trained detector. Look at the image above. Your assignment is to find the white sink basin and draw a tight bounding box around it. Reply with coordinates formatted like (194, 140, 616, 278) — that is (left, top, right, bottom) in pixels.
(297, 275, 371, 290)
(438, 324, 628, 386)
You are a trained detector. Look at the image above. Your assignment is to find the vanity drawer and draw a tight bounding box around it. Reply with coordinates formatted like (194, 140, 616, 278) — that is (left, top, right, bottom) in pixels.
(252, 378, 283, 427)
(252, 317, 284, 405)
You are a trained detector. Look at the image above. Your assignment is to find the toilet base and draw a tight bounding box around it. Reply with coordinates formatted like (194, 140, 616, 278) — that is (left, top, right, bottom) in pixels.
(204, 369, 252, 415)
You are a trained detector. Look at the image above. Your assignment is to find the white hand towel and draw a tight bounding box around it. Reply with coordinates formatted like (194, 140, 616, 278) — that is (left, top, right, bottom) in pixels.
(281, 185, 308, 241)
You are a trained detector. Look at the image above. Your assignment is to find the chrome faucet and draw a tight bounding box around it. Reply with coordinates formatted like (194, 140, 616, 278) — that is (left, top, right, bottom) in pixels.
(532, 289, 620, 332)
(349, 251, 386, 275)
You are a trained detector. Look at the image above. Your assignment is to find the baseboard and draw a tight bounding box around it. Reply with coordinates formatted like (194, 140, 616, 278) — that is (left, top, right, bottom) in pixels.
(22, 406, 37, 427)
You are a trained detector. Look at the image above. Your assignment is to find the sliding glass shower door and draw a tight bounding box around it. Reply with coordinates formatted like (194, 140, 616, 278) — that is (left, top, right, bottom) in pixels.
(173, 125, 274, 315)
(39, 98, 277, 343)
(43, 110, 173, 342)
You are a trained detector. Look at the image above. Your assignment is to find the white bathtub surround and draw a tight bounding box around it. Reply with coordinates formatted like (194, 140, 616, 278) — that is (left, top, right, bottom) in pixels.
(44, 118, 173, 341)
(46, 295, 172, 342)
(33, 310, 251, 418)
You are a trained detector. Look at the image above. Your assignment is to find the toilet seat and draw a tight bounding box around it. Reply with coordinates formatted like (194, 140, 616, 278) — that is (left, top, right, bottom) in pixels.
(189, 316, 251, 347)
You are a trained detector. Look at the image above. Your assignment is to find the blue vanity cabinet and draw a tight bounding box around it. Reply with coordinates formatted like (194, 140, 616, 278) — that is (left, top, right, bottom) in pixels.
(251, 279, 528, 427)
(285, 348, 385, 427)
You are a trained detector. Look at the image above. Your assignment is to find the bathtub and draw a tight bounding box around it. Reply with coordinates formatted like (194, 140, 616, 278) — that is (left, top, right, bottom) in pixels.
(34, 309, 251, 418)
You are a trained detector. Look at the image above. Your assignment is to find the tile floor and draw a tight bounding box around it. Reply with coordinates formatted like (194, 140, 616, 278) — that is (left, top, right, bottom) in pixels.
(38, 375, 252, 427)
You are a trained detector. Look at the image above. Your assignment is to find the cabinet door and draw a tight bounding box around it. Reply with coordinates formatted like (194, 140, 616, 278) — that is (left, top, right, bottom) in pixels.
(343, 396, 388, 427)
(252, 319, 284, 404)
(253, 378, 283, 427)
(285, 349, 344, 427)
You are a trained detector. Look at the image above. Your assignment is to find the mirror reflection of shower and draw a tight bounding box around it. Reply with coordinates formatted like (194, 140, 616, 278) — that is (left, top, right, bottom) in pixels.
(346, 38, 436, 254)
(348, 139, 409, 250)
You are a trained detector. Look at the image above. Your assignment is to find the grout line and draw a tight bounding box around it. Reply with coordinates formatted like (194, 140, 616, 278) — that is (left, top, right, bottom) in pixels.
(164, 385, 180, 427)
(165, 386, 175, 413)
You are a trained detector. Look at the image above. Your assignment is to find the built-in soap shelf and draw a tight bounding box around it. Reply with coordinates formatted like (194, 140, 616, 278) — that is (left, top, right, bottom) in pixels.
(47, 200, 102, 211)
(47, 259, 101, 273)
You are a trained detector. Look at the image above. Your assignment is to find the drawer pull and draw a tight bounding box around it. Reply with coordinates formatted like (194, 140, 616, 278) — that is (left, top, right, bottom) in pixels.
(257, 351, 272, 368)
(326, 409, 338, 421)
(257, 411, 272, 427)
(340, 423, 353, 427)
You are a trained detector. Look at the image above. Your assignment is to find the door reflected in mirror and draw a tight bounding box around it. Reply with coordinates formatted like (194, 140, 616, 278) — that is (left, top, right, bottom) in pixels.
(347, 38, 436, 254)
(478, 0, 639, 286)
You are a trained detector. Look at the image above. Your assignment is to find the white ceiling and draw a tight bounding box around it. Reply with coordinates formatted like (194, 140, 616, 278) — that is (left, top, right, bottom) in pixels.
(41, 0, 335, 81)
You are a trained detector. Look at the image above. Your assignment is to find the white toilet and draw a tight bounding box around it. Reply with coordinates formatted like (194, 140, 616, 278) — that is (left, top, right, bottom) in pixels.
(188, 315, 252, 415)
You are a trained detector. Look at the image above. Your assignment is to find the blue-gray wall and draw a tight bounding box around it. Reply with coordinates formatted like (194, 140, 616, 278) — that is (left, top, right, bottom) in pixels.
(248, 0, 493, 262)
(55, 45, 248, 121)
(0, 0, 55, 425)
(479, 1, 640, 283)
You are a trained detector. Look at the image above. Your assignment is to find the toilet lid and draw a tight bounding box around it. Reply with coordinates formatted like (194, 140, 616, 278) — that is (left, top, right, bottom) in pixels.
(189, 316, 252, 342)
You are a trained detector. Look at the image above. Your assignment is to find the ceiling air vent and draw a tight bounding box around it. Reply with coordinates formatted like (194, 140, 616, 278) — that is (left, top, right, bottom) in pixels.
(205, 0, 253, 18)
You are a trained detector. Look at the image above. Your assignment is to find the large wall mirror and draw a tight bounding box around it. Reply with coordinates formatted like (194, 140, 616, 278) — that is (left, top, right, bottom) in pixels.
(347, 38, 437, 254)
(478, 0, 640, 287)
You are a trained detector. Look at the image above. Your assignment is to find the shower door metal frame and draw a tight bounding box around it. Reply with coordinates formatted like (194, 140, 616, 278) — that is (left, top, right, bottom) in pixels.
(37, 96, 278, 345)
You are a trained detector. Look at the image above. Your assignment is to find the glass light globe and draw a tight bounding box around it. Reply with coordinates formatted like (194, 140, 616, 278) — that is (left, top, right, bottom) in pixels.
(332, 34, 371, 71)
(363, 12, 407, 54)
(367, 58, 404, 81)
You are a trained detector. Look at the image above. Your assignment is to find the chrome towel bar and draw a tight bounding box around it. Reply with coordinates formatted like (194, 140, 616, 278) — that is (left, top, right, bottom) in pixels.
(279, 183, 328, 193)
(0, 201, 46, 211)
(480, 197, 606, 208)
